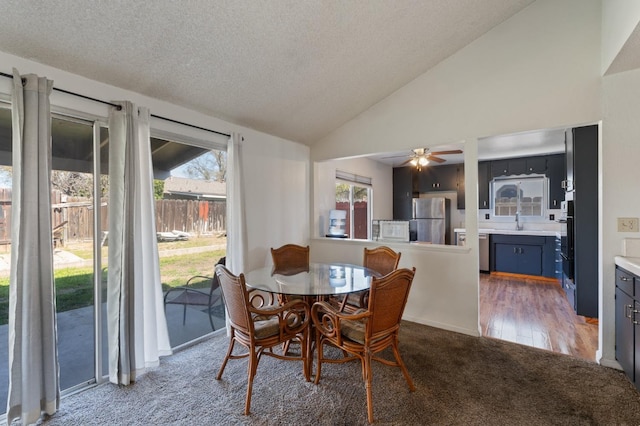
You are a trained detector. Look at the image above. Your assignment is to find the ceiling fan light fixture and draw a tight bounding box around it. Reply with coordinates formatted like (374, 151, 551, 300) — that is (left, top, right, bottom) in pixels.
(409, 158, 418, 166)
(418, 156, 429, 166)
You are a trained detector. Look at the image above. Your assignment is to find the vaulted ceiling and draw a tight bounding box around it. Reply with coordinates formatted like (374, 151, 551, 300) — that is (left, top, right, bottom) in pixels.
(0, 0, 535, 146)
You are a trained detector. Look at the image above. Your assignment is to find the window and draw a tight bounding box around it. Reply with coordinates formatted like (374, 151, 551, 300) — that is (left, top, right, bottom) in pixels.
(492, 176, 546, 218)
(335, 170, 372, 239)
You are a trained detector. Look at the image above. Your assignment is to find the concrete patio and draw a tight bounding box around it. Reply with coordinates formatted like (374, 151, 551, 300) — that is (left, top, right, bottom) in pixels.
(0, 298, 226, 414)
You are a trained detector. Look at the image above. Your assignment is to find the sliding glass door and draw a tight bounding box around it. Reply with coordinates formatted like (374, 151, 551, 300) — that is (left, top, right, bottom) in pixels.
(151, 133, 227, 348)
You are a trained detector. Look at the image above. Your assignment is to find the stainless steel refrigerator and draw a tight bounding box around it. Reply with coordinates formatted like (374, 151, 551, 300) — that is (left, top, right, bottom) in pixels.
(410, 198, 450, 244)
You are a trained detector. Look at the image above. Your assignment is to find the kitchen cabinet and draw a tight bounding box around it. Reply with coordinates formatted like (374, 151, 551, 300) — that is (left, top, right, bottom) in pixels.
(546, 154, 565, 209)
(495, 242, 543, 276)
(615, 266, 639, 390)
(570, 124, 598, 318)
(490, 156, 547, 178)
(448, 161, 490, 210)
(491, 159, 511, 177)
(456, 164, 465, 210)
(393, 167, 413, 220)
(525, 156, 547, 174)
(478, 161, 490, 209)
(491, 234, 556, 278)
(418, 164, 457, 192)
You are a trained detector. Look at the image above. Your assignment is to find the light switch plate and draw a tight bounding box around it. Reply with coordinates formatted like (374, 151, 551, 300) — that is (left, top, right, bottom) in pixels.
(618, 217, 639, 232)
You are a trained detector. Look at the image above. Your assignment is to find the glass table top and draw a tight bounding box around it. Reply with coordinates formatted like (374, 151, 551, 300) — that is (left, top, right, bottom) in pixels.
(244, 262, 380, 296)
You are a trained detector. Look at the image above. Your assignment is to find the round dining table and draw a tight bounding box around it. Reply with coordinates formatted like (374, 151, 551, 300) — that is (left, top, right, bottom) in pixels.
(244, 262, 381, 379)
(244, 262, 380, 298)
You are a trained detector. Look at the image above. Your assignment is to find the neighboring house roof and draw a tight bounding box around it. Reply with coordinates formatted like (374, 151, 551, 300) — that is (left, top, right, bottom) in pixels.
(163, 176, 226, 199)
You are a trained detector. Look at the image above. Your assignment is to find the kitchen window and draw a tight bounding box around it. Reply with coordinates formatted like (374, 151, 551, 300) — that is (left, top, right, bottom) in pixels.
(335, 170, 371, 239)
(491, 176, 546, 218)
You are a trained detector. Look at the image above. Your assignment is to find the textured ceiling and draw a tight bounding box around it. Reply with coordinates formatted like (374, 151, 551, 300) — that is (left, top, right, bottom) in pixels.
(0, 0, 534, 145)
(606, 23, 640, 75)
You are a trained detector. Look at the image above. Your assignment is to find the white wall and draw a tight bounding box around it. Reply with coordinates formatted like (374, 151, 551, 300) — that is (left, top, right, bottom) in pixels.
(313, 157, 392, 238)
(312, 0, 601, 162)
(310, 238, 477, 336)
(601, 67, 640, 365)
(602, 0, 640, 75)
(311, 0, 601, 339)
(0, 51, 310, 274)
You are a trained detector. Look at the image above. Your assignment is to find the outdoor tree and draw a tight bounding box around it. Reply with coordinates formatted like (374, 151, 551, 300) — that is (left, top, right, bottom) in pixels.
(51, 171, 107, 197)
(153, 180, 164, 199)
(184, 149, 227, 182)
(335, 183, 368, 202)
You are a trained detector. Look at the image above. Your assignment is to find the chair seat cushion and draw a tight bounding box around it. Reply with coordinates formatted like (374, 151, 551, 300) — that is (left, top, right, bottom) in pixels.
(342, 318, 366, 344)
(344, 292, 364, 307)
(253, 316, 280, 339)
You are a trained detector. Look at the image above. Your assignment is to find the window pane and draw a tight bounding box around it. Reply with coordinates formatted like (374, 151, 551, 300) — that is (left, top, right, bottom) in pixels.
(492, 177, 545, 217)
(156, 140, 227, 348)
(51, 115, 96, 391)
(0, 105, 11, 413)
(353, 185, 368, 239)
(335, 183, 351, 238)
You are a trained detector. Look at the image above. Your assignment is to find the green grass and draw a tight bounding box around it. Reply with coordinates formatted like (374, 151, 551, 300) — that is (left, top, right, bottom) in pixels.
(0, 248, 225, 325)
(64, 236, 223, 260)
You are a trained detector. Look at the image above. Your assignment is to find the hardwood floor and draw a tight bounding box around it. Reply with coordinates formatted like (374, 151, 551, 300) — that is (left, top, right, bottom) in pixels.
(479, 273, 598, 362)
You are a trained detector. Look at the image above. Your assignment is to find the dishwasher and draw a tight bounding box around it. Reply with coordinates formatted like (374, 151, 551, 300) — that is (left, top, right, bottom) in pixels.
(456, 231, 490, 272)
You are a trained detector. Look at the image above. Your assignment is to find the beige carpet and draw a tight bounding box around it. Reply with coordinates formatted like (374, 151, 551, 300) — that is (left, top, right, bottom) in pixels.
(39, 321, 640, 425)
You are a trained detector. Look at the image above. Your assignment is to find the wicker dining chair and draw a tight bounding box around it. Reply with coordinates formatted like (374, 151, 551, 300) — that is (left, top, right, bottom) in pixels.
(270, 244, 310, 270)
(311, 267, 416, 424)
(214, 264, 310, 415)
(339, 246, 401, 312)
(270, 244, 310, 304)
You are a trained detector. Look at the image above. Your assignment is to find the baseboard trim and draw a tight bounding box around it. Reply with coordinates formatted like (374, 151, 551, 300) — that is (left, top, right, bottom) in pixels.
(490, 271, 560, 284)
(403, 315, 481, 337)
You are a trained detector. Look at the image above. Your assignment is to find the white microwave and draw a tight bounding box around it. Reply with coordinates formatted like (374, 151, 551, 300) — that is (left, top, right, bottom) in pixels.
(377, 221, 410, 242)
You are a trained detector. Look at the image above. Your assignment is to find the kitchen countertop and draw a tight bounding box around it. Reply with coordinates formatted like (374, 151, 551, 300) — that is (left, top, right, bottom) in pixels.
(453, 228, 559, 237)
(614, 238, 640, 275)
(615, 256, 640, 276)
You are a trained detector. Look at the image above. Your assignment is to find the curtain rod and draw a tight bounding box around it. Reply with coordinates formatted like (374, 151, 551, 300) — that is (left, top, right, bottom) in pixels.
(0, 71, 231, 138)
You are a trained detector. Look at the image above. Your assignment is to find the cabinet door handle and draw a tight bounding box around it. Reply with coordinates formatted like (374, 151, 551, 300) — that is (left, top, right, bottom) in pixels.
(561, 180, 567, 189)
(553, 200, 557, 207)
(619, 275, 630, 282)
(513, 247, 517, 254)
(633, 308, 639, 325)
(626, 304, 632, 319)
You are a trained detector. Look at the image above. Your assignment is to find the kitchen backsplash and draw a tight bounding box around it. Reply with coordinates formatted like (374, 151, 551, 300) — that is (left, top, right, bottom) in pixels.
(475, 208, 562, 232)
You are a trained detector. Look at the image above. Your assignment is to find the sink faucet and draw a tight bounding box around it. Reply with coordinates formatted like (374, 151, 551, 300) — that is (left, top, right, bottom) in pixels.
(515, 211, 523, 231)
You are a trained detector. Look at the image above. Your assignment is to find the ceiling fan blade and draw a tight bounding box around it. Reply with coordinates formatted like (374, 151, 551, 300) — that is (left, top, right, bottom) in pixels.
(429, 150, 463, 155)
(381, 153, 412, 160)
(428, 156, 446, 163)
(399, 159, 413, 166)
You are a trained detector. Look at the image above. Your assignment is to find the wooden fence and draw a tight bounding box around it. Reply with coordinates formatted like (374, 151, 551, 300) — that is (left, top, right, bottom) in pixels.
(335, 201, 368, 239)
(0, 189, 227, 244)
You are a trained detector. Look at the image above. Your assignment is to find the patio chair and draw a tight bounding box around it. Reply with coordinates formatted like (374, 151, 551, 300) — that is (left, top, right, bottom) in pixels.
(311, 267, 416, 424)
(215, 264, 310, 415)
(163, 256, 226, 331)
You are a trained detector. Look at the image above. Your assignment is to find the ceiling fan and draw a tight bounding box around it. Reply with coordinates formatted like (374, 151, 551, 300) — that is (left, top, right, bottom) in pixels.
(386, 148, 463, 170)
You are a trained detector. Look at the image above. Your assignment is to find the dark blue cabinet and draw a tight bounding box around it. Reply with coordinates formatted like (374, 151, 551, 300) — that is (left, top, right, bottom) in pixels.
(615, 266, 639, 390)
(546, 154, 565, 209)
(491, 234, 556, 278)
(393, 167, 413, 220)
(495, 243, 543, 276)
(478, 161, 490, 209)
(418, 164, 457, 192)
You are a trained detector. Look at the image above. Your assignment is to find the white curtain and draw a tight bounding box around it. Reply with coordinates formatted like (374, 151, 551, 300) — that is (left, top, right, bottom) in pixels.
(226, 133, 247, 274)
(7, 69, 59, 424)
(107, 101, 171, 385)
